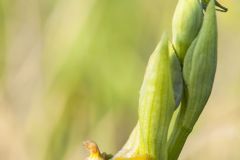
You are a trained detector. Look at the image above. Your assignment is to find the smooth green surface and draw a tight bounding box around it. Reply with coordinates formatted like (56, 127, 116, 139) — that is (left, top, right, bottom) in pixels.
(172, 0, 203, 63)
(138, 34, 175, 159)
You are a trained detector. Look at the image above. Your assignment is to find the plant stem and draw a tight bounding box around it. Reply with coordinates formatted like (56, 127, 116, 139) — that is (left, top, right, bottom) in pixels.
(167, 90, 192, 160)
(168, 124, 192, 160)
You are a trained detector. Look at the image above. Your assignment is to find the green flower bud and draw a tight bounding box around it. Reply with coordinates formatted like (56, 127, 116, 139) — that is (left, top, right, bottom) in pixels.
(114, 43, 183, 160)
(114, 39, 183, 160)
(138, 34, 175, 159)
(172, 0, 203, 63)
(183, 0, 217, 129)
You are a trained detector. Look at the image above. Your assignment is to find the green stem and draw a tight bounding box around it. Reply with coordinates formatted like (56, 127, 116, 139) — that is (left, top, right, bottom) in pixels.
(168, 124, 192, 160)
(167, 89, 192, 160)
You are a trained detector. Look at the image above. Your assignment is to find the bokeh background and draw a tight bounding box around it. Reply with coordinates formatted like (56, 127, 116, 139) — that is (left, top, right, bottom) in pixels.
(0, 0, 239, 159)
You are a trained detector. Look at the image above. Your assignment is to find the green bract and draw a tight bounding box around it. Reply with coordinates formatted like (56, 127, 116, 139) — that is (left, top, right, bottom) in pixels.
(138, 34, 175, 160)
(183, 0, 217, 129)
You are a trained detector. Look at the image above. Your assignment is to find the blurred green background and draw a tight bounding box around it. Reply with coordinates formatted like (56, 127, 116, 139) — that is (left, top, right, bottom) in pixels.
(0, 0, 239, 159)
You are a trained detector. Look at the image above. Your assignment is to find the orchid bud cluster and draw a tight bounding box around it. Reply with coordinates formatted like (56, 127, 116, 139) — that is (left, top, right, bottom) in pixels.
(84, 0, 227, 160)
